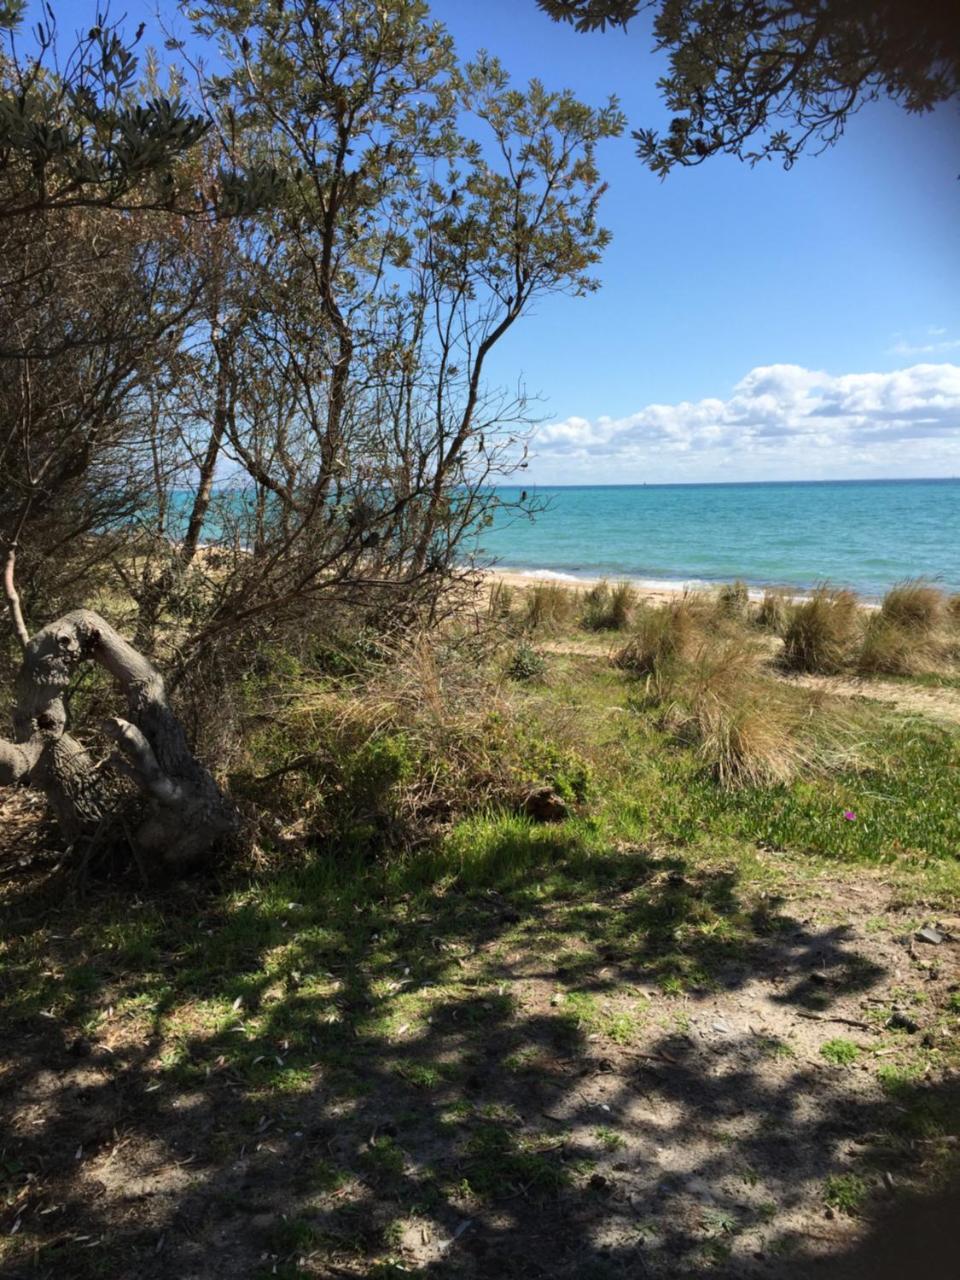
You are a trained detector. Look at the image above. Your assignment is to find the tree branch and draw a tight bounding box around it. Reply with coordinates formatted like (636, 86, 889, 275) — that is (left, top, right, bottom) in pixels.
(3, 543, 30, 652)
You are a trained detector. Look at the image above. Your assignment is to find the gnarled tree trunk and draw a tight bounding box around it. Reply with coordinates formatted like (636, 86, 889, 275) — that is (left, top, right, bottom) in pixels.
(0, 608, 236, 868)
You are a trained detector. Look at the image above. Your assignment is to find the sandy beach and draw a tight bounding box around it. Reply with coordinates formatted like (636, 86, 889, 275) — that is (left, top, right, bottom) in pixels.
(488, 567, 724, 606)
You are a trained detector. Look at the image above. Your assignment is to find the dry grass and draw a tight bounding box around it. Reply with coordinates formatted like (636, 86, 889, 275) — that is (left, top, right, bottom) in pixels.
(488, 580, 515, 620)
(755, 590, 791, 635)
(716, 579, 750, 619)
(780, 587, 860, 674)
(614, 596, 706, 677)
(581, 579, 637, 631)
(880, 579, 944, 633)
(657, 639, 807, 788)
(522, 582, 581, 633)
(856, 615, 940, 677)
(237, 630, 590, 853)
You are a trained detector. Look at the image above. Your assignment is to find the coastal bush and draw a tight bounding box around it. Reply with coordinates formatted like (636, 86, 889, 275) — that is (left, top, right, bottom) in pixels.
(880, 579, 944, 633)
(581, 579, 637, 630)
(780, 587, 860, 674)
(507, 643, 548, 682)
(615, 597, 704, 677)
(233, 632, 588, 857)
(522, 583, 580, 633)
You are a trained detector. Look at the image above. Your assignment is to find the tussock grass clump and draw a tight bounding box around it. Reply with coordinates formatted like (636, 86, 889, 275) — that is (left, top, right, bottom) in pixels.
(855, 611, 951, 677)
(657, 640, 805, 788)
(755, 590, 791, 635)
(522, 582, 580, 633)
(716, 579, 750, 619)
(615, 597, 704, 677)
(780, 587, 859, 674)
(948, 594, 960, 625)
(880, 579, 944, 633)
(581, 579, 637, 631)
(488, 580, 515, 620)
(856, 614, 936, 677)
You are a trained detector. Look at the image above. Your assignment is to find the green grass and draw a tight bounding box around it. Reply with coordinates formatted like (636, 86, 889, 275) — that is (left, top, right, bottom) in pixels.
(823, 1173, 870, 1215)
(3, 610, 960, 1278)
(594, 1126, 626, 1152)
(820, 1037, 861, 1066)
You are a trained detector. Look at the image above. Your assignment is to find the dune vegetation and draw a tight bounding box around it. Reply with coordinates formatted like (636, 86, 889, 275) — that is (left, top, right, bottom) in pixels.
(4, 573, 960, 1278)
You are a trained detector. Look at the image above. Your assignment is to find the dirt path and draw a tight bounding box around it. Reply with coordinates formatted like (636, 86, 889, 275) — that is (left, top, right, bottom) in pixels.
(538, 635, 960, 727)
(2, 807, 959, 1279)
(778, 673, 960, 726)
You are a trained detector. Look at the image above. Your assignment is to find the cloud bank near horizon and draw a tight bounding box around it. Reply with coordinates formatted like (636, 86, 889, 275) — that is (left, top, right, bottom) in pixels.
(530, 361, 960, 483)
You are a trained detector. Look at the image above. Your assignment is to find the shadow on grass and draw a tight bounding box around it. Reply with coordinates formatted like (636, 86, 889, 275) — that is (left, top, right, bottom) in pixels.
(1, 816, 958, 1279)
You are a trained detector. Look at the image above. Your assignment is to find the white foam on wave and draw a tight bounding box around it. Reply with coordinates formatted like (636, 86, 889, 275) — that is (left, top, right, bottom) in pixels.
(514, 568, 583, 583)
(506, 567, 714, 592)
(497, 566, 829, 601)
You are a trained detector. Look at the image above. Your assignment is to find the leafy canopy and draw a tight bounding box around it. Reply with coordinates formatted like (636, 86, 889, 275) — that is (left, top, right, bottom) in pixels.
(538, 0, 960, 170)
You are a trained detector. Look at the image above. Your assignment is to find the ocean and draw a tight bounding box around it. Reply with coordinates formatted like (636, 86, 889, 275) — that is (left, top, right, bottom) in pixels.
(477, 479, 960, 599)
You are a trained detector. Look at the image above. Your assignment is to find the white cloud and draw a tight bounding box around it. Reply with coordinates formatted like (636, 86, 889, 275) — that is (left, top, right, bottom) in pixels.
(531, 362, 960, 483)
(888, 335, 960, 356)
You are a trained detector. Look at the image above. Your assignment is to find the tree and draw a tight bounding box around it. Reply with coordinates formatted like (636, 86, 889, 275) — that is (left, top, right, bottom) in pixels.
(0, 0, 623, 870)
(134, 0, 624, 668)
(0, 12, 236, 868)
(538, 0, 960, 170)
(0, 5, 211, 218)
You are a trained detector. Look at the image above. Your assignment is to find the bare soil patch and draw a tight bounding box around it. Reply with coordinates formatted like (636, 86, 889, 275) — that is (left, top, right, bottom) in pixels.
(779, 672, 960, 726)
(2, 797, 958, 1279)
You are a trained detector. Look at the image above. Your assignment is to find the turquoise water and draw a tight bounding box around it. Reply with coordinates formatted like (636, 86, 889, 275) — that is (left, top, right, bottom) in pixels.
(478, 480, 960, 598)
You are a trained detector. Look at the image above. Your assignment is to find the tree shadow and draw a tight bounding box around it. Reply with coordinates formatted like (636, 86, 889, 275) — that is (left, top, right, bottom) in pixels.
(1, 818, 957, 1279)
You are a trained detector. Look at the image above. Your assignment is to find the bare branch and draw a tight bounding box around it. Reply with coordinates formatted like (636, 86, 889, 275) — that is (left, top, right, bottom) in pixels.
(2, 542, 29, 651)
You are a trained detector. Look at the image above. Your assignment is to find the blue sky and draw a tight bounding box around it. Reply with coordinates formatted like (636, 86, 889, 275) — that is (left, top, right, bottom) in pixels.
(43, 0, 960, 482)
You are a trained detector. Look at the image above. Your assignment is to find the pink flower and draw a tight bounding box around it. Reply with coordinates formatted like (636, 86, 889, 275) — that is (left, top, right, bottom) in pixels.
(843, 810, 857, 822)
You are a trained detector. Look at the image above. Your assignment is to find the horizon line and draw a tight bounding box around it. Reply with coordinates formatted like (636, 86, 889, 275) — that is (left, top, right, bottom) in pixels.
(494, 476, 959, 488)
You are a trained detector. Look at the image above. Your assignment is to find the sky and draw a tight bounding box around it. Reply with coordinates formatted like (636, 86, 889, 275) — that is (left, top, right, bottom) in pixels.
(39, 0, 960, 483)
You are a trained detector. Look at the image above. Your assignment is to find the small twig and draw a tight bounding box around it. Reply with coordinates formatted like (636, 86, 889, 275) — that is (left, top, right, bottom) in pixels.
(251, 752, 319, 784)
(795, 1011, 874, 1032)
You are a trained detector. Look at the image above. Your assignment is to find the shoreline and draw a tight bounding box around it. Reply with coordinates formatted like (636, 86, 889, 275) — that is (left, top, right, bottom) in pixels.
(483, 566, 838, 606)
(486, 567, 709, 607)
(483, 570, 901, 609)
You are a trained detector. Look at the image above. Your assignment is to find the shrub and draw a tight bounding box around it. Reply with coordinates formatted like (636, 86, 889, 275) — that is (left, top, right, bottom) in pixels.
(507, 642, 547, 682)
(657, 639, 804, 788)
(581, 579, 637, 631)
(615, 597, 703, 677)
(780, 587, 859, 674)
(522, 582, 580, 633)
(234, 632, 588, 857)
(881, 579, 944, 633)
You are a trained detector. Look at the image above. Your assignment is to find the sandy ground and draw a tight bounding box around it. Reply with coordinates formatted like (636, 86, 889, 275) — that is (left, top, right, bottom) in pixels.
(2, 800, 958, 1279)
(487, 569, 704, 608)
